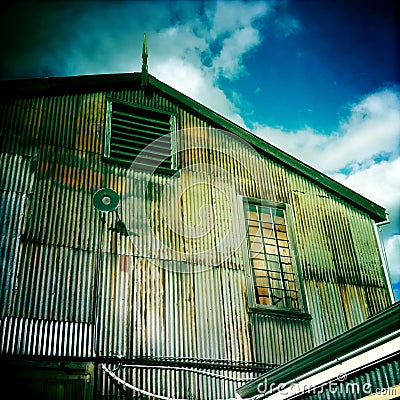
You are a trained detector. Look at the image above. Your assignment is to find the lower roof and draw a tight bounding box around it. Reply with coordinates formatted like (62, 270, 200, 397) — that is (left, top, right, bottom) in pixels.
(236, 301, 400, 398)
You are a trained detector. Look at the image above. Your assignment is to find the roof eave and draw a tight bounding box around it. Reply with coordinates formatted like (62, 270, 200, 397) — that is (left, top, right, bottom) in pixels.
(0, 72, 142, 98)
(236, 301, 400, 398)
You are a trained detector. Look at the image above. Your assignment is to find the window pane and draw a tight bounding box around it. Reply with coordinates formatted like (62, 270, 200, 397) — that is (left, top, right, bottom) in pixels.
(253, 258, 266, 270)
(278, 239, 289, 247)
(262, 229, 275, 240)
(264, 237, 276, 246)
(279, 247, 291, 257)
(248, 226, 260, 236)
(271, 291, 284, 306)
(255, 277, 269, 289)
(261, 212, 272, 223)
(261, 222, 273, 230)
(247, 210, 258, 221)
(267, 261, 281, 274)
(250, 239, 263, 254)
(276, 230, 287, 240)
(266, 253, 280, 262)
(258, 294, 271, 306)
(265, 245, 278, 254)
(280, 256, 292, 265)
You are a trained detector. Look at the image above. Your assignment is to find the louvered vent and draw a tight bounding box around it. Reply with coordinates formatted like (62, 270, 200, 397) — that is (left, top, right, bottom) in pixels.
(107, 101, 174, 170)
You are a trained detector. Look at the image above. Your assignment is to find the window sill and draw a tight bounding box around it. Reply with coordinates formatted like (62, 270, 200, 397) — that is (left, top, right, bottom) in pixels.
(248, 306, 312, 320)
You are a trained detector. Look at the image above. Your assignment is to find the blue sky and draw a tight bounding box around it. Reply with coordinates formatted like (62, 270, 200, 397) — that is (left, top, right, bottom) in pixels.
(1, 0, 399, 299)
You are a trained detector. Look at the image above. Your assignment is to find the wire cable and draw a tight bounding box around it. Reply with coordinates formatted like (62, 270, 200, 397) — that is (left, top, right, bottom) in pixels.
(101, 363, 251, 400)
(121, 363, 256, 382)
(101, 364, 187, 400)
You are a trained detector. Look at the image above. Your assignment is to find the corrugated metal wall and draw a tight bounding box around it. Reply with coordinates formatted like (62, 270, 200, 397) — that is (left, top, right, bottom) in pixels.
(0, 83, 391, 399)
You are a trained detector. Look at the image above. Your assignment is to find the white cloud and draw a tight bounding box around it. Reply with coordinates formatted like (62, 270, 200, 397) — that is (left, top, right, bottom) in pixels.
(385, 235, 400, 281)
(334, 89, 400, 171)
(330, 158, 400, 218)
(212, 26, 262, 78)
(151, 24, 208, 68)
(148, 1, 272, 127)
(209, 1, 270, 38)
(152, 57, 247, 128)
(253, 87, 400, 173)
(253, 124, 326, 168)
(206, 1, 270, 79)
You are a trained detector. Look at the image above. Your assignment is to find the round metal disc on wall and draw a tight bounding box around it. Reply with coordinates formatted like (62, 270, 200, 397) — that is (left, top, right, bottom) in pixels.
(93, 188, 120, 212)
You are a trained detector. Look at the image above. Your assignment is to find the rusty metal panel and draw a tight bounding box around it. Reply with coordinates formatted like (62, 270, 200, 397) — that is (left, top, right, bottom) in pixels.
(0, 97, 40, 157)
(95, 255, 254, 362)
(283, 175, 390, 343)
(0, 92, 104, 156)
(23, 147, 102, 251)
(305, 280, 347, 345)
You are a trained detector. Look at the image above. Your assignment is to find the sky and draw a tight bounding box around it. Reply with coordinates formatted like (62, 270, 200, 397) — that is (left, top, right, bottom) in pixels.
(1, 0, 399, 299)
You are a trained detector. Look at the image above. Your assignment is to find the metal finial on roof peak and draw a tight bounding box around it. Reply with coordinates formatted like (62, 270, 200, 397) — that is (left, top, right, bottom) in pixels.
(141, 32, 149, 88)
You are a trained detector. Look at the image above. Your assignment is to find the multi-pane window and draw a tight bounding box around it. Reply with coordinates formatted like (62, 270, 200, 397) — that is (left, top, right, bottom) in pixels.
(245, 202, 300, 310)
(105, 100, 175, 170)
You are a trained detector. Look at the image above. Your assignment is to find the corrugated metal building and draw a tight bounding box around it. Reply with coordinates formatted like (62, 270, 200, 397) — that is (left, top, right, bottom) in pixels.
(0, 52, 395, 399)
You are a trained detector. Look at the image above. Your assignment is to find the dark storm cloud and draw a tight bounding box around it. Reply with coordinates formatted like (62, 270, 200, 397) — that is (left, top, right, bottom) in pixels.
(1, 1, 82, 78)
(0, 0, 189, 80)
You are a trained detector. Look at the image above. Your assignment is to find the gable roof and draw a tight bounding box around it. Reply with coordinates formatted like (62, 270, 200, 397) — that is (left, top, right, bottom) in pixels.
(0, 72, 387, 222)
